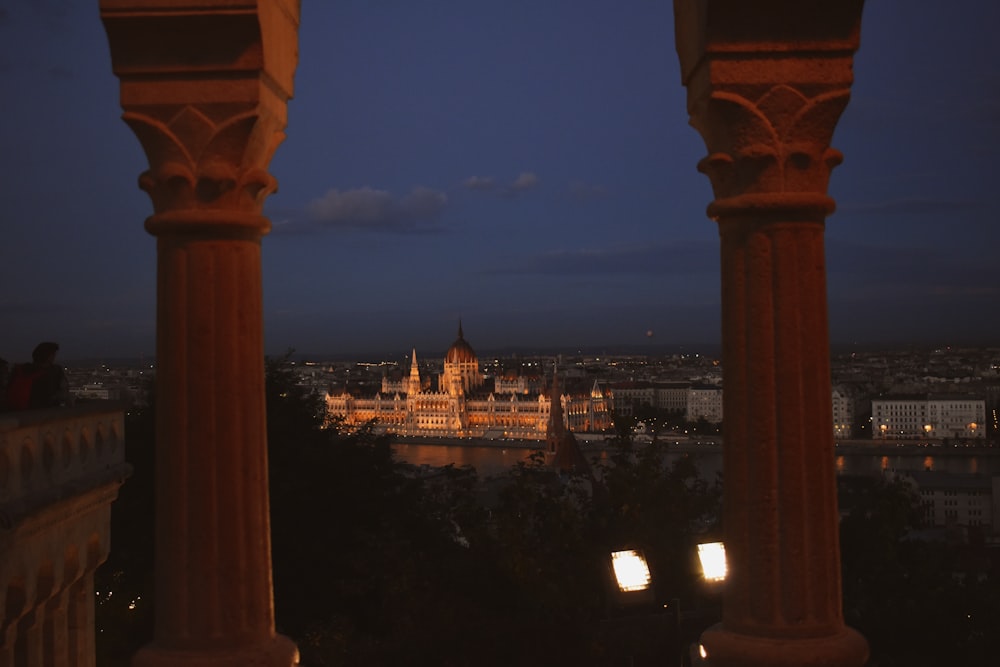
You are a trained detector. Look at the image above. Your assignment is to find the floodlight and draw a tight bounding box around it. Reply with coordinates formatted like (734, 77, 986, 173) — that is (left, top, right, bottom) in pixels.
(697, 541, 727, 582)
(610, 549, 652, 592)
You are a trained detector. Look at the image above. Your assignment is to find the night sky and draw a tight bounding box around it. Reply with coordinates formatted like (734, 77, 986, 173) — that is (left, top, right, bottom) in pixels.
(1, 1, 998, 361)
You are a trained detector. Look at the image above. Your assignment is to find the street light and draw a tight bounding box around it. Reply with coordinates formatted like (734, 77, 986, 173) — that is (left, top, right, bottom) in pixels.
(697, 541, 727, 582)
(607, 549, 656, 609)
(688, 542, 728, 665)
(603, 549, 663, 665)
(606, 543, 728, 666)
(611, 549, 652, 592)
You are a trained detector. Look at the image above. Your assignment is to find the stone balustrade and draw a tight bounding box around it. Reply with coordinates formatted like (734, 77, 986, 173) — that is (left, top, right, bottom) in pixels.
(0, 403, 130, 667)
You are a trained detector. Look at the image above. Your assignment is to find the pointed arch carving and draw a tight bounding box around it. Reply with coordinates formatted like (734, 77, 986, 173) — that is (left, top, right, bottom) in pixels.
(126, 107, 282, 216)
(694, 85, 852, 205)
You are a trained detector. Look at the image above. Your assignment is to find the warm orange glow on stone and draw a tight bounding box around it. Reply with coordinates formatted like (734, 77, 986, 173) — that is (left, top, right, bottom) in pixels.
(676, 1, 868, 665)
(100, 1, 301, 665)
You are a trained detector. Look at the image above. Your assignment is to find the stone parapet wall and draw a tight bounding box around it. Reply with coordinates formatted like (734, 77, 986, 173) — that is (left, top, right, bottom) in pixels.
(0, 404, 126, 512)
(0, 403, 129, 666)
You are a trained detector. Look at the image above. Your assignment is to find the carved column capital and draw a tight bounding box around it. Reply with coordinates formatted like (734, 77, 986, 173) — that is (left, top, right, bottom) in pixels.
(674, 0, 864, 220)
(100, 0, 300, 234)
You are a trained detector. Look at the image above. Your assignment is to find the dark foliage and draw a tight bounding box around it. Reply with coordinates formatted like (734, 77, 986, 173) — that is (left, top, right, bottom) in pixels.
(97, 356, 723, 665)
(99, 363, 1000, 667)
(839, 477, 1000, 667)
(94, 384, 155, 666)
(265, 355, 724, 665)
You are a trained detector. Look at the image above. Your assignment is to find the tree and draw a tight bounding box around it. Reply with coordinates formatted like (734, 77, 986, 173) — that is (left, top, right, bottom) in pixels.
(95, 382, 156, 666)
(100, 354, 728, 666)
(839, 476, 1000, 667)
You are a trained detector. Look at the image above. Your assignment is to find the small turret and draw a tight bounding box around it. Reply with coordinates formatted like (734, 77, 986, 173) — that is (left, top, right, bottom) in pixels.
(407, 348, 421, 395)
(546, 366, 590, 474)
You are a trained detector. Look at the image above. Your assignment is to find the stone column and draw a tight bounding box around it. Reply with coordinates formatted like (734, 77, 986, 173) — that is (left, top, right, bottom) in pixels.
(67, 577, 93, 667)
(100, 2, 299, 665)
(673, 2, 868, 666)
(15, 611, 44, 666)
(44, 590, 70, 667)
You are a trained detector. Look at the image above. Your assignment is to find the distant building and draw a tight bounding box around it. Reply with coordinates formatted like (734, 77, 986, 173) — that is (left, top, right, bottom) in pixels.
(325, 323, 612, 439)
(604, 381, 865, 436)
(493, 363, 545, 396)
(70, 383, 123, 402)
(901, 471, 998, 532)
(608, 381, 657, 416)
(657, 382, 691, 413)
(872, 395, 986, 440)
(609, 381, 721, 423)
(686, 385, 723, 424)
(832, 388, 853, 439)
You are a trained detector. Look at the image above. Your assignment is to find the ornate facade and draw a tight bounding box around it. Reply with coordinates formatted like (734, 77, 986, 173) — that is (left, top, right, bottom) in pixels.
(326, 324, 612, 439)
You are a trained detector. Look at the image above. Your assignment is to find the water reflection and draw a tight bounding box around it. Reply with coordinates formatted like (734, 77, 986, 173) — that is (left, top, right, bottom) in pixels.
(393, 443, 536, 477)
(394, 443, 999, 479)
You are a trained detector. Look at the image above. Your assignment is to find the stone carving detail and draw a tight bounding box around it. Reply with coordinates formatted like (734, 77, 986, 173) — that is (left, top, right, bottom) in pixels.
(125, 105, 285, 215)
(692, 84, 851, 202)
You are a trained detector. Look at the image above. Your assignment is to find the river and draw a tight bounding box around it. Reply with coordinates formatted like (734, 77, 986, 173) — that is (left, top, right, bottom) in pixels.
(392, 440, 1000, 480)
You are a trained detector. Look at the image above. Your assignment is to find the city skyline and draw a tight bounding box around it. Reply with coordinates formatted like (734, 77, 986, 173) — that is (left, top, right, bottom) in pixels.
(1, 1, 998, 361)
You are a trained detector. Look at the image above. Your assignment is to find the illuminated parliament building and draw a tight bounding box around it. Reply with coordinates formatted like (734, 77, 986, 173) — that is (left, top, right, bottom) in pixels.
(324, 323, 612, 439)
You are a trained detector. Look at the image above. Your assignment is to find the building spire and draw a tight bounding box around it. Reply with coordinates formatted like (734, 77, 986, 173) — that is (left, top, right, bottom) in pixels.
(457, 318, 464, 340)
(408, 347, 421, 395)
(547, 365, 565, 440)
(546, 365, 589, 474)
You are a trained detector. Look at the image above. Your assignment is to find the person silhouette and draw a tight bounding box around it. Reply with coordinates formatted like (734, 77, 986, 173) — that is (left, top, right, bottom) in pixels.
(3, 341, 70, 410)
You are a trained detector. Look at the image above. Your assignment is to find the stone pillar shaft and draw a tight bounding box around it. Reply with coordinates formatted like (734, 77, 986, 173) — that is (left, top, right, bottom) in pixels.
(153, 231, 272, 645)
(720, 219, 841, 637)
(674, 2, 868, 665)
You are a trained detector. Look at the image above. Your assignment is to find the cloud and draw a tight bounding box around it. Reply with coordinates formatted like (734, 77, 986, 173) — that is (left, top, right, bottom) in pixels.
(301, 186, 448, 234)
(837, 198, 980, 215)
(463, 176, 495, 191)
(484, 240, 717, 277)
(567, 182, 609, 201)
(508, 171, 539, 193)
(462, 171, 540, 198)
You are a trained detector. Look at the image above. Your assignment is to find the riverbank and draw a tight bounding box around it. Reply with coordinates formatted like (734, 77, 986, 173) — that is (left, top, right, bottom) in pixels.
(389, 434, 1000, 458)
(834, 440, 1000, 456)
(390, 435, 542, 449)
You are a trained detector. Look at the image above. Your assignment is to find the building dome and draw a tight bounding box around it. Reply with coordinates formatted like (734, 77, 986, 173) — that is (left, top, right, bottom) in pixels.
(445, 322, 477, 364)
